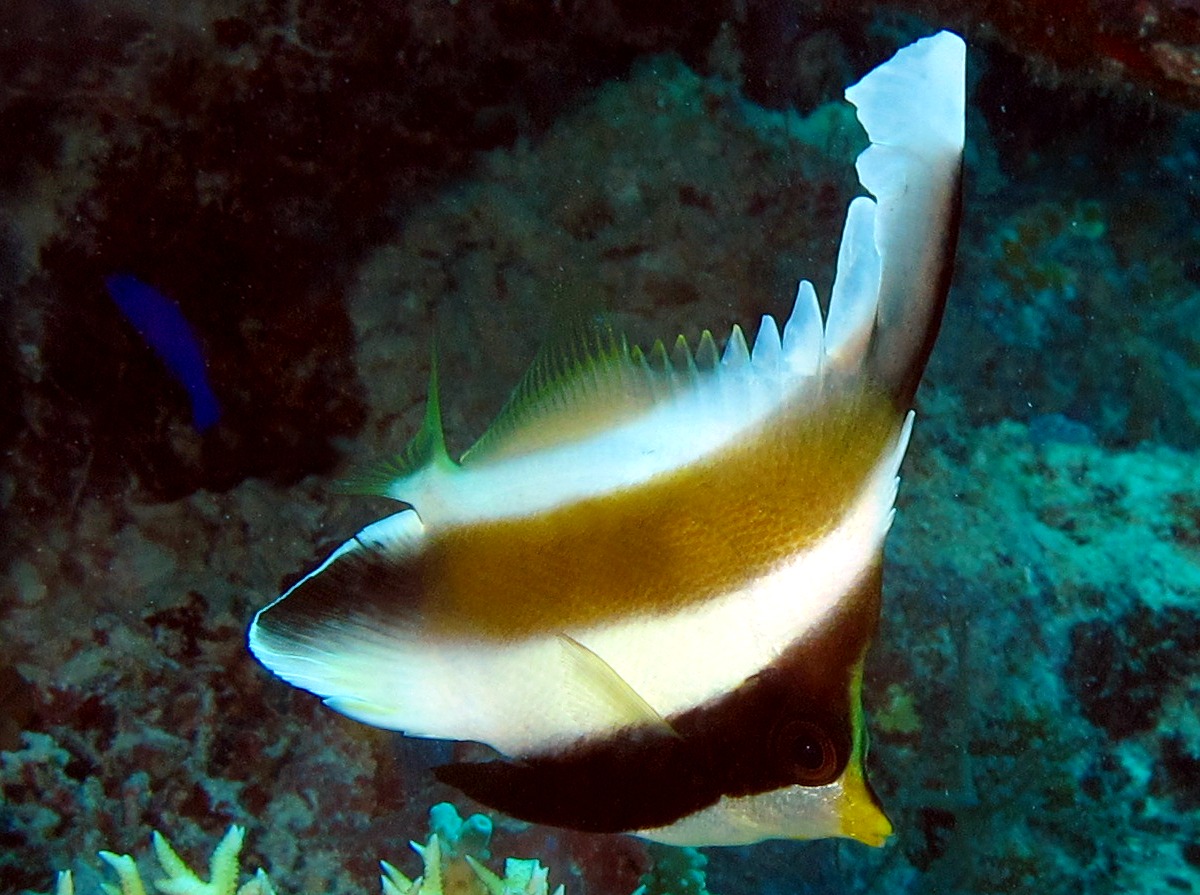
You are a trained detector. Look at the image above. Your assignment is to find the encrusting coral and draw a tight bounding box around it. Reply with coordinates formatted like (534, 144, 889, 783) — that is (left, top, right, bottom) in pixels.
(631, 844, 714, 895)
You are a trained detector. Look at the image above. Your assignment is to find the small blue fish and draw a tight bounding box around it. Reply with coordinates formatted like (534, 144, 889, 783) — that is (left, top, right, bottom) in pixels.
(104, 274, 221, 432)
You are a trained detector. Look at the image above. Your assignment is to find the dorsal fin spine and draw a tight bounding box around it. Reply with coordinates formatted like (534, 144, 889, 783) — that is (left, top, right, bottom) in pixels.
(696, 330, 719, 369)
(722, 325, 750, 368)
(338, 346, 453, 498)
(387, 346, 454, 485)
(648, 339, 670, 373)
(414, 343, 452, 468)
(672, 334, 698, 381)
(753, 315, 783, 371)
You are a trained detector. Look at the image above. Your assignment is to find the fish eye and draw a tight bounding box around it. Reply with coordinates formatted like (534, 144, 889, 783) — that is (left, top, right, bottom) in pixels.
(775, 720, 838, 784)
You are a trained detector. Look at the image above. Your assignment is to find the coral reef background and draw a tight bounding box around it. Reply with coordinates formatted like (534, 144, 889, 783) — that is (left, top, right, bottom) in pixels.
(2, 2, 1199, 895)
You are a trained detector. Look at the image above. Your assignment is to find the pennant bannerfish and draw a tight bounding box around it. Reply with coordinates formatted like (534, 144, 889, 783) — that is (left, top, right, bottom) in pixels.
(249, 31, 965, 848)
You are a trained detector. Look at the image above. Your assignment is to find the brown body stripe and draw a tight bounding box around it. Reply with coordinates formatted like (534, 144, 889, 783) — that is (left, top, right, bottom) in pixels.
(421, 385, 900, 637)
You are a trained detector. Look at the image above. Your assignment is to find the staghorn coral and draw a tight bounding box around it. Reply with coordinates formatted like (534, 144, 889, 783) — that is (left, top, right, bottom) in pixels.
(381, 804, 562, 895)
(50, 825, 274, 895)
(46, 806, 565, 895)
(381, 835, 562, 895)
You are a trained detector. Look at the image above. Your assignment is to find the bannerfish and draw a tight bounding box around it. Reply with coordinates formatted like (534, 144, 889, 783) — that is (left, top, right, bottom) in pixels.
(249, 30, 964, 847)
(104, 274, 221, 432)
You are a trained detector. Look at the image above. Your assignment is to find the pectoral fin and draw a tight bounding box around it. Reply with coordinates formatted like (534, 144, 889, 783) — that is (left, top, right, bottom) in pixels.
(557, 634, 678, 738)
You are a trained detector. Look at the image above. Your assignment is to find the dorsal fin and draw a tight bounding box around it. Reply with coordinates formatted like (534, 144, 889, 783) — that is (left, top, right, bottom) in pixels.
(340, 344, 454, 496)
(843, 30, 965, 406)
(460, 308, 804, 467)
(456, 300, 835, 470)
(458, 309, 648, 463)
(462, 312, 671, 465)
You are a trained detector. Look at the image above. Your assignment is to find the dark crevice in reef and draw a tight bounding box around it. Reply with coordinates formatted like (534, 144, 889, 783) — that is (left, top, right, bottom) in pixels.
(2, 0, 745, 510)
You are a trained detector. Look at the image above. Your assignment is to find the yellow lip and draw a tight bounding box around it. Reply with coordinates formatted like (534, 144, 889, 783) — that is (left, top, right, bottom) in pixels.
(836, 762, 893, 847)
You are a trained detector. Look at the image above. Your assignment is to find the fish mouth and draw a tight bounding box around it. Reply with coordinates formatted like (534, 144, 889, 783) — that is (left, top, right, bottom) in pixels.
(841, 805, 893, 848)
(835, 763, 893, 847)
